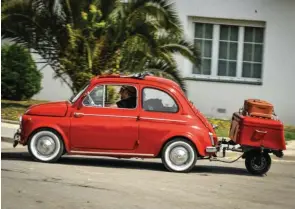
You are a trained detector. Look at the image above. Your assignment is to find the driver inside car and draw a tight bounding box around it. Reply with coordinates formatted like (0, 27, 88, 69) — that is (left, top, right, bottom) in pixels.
(114, 85, 137, 108)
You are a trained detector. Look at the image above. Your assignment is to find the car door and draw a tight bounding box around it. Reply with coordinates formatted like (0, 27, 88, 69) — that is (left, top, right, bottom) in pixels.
(138, 85, 186, 153)
(70, 83, 140, 150)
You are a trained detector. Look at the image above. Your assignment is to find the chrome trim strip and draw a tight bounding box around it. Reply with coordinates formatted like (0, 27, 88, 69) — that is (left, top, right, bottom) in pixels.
(73, 113, 186, 122)
(73, 113, 137, 119)
(140, 117, 186, 123)
(102, 85, 106, 107)
(71, 150, 154, 157)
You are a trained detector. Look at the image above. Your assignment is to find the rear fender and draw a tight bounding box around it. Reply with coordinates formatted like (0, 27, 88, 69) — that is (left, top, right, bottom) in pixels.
(159, 131, 206, 157)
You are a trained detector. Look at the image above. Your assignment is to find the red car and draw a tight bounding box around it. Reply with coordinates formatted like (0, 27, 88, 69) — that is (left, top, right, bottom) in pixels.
(13, 73, 286, 174)
(13, 73, 218, 172)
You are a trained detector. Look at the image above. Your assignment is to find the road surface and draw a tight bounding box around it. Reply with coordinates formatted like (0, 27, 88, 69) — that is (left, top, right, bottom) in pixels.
(2, 142, 295, 209)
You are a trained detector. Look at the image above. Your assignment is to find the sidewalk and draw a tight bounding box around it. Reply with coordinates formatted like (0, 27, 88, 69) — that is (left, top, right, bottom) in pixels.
(1, 122, 295, 157)
(1, 122, 19, 139)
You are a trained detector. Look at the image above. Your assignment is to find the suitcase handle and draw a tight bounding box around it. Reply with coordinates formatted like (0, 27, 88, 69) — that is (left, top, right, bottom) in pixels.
(255, 130, 267, 134)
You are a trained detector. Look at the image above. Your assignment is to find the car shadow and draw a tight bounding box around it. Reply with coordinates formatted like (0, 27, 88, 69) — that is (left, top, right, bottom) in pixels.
(1, 151, 253, 176)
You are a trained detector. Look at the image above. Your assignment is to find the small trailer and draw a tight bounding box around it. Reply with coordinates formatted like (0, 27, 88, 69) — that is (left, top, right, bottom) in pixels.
(209, 100, 286, 175)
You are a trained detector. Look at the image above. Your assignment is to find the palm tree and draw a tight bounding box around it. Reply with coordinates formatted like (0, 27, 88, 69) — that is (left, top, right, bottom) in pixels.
(2, 0, 201, 93)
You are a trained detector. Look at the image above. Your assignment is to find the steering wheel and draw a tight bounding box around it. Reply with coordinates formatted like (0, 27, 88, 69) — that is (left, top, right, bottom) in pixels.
(86, 93, 95, 106)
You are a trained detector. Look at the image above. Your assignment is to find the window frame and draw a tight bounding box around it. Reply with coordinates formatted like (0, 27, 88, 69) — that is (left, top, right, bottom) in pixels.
(82, 83, 139, 110)
(188, 17, 266, 85)
(70, 82, 90, 104)
(141, 87, 180, 114)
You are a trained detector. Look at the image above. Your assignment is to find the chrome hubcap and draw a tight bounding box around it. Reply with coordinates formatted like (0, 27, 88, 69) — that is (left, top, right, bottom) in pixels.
(170, 147, 189, 165)
(164, 141, 196, 172)
(30, 130, 61, 162)
(36, 136, 56, 156)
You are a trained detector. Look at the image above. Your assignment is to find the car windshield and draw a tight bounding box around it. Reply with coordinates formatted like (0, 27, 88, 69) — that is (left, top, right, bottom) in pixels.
(69, 83, 90, 103)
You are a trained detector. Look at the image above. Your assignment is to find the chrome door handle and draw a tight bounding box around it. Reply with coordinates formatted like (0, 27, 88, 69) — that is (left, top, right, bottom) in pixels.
(74, 112, 84, 118)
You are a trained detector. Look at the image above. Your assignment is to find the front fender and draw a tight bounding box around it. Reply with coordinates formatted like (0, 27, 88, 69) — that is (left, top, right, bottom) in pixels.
(22, 116, 71, 152)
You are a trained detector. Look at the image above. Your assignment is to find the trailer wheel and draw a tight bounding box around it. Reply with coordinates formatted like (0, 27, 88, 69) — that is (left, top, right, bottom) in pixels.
(245, 151, 271, 175)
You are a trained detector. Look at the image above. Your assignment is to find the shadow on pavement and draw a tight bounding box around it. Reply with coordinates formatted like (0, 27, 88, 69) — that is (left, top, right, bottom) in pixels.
(1, 151, 252, 176)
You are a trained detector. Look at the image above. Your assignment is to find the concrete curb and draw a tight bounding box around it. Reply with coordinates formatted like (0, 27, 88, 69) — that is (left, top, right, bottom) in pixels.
(1, 137, 14, 143)
(1, 119, 19, 125)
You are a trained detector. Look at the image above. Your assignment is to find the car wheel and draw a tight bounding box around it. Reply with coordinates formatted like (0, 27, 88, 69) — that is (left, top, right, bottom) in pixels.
(28, 129, 64, 163)
(245, 151, 271, 175)
(161, 138, 197, 173)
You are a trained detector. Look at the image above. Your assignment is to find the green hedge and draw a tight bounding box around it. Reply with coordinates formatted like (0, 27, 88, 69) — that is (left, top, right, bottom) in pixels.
(1, 44, 42, 100)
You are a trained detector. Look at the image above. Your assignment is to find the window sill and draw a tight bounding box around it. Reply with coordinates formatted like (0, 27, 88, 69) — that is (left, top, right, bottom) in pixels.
(184, 75, 263, 85)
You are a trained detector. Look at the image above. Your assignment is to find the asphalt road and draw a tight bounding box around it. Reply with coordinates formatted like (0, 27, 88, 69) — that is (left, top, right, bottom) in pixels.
(2, 142, 295, 209)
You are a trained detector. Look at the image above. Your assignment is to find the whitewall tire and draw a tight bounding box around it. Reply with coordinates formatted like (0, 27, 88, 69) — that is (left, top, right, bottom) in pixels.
(161, 139, 197, 173)
(28, 129, 64, 163)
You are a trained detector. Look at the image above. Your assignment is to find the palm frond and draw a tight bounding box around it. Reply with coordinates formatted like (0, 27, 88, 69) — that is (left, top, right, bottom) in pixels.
(2, 0, 199, 94)
(145, 59, 186, 93)
(161, 39, 201, 67)
(126, 0, 182, 35)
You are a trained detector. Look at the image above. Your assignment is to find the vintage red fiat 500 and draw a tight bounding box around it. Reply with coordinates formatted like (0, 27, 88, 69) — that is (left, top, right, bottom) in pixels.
(13, 73, 218, 172)
(13, 73, 286, 174)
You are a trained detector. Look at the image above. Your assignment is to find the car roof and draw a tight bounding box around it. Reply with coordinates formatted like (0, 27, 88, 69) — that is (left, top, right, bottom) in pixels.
(91, 73, 183, 92)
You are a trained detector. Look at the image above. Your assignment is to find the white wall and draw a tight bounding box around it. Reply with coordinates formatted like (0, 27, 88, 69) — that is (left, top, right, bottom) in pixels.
(32, 56, 73, 101)
(11, 0, 295, 125)
(174, 0, 295, 125)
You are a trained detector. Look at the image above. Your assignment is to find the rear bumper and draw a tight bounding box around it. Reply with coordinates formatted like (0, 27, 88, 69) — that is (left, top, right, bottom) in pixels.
(206, 146, 217, 153)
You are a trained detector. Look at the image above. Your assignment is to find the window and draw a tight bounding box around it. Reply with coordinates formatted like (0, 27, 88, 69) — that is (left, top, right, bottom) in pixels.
(193, 23, 213, 75)
(83, 84, 137, 109)
(242, 27, 264, 78)
(142, 88, 178, 113)
(192, 19, 265, 83)
(83, 85, 104, 107)
(218, 25, 238, 77)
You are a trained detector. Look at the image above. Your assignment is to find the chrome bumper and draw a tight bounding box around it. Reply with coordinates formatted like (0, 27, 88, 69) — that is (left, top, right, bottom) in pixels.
(13, 128, 21, 148)
(206, 146, 217, 153)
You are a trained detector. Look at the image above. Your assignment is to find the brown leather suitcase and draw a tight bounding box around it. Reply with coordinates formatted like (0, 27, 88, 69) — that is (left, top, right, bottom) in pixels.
(243, 99, 274, 119)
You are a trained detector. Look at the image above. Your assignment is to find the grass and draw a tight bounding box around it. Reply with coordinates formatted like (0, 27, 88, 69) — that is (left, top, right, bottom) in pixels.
(1, 99, 48, 121)
(208, 118, 295, 141)
(207, 118, 232, 137)
(284, 125, 295, 141)
(1, 99, 295, 141)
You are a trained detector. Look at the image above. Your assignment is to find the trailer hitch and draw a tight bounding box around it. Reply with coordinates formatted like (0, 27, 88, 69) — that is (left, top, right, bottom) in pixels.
(209, 154, 244, 163)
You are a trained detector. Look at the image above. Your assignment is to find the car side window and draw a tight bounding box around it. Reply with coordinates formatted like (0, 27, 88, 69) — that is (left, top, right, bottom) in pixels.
(83, 85, 104, 107)
(83, 84, 137, 109)
(142, 88, 178, 113)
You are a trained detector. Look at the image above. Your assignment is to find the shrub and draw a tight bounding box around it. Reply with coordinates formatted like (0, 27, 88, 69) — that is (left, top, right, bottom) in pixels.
(1, 44, 42, 100)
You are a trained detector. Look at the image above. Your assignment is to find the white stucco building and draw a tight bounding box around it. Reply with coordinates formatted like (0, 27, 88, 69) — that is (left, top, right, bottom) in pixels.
(32, 0, 295, 125)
